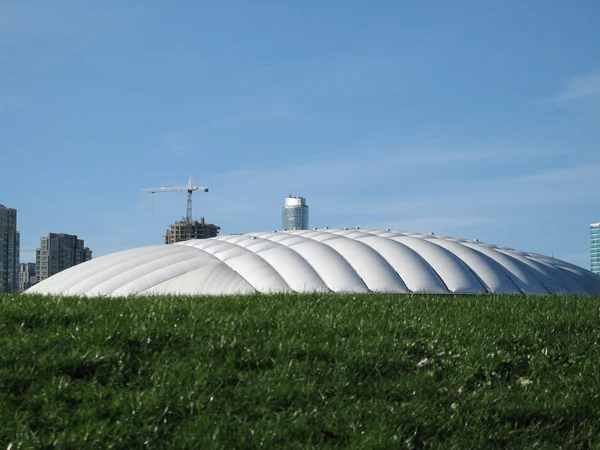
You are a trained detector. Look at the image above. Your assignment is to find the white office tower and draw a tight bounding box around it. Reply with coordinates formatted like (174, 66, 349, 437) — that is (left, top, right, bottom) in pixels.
(592, 222, 600, 275)
(282, 196, 309, 230)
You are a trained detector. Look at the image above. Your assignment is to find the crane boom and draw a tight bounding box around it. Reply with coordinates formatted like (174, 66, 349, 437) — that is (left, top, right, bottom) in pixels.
(140, 186, 188, 194)
(140, 176, 209, 228)
(140, 177, 209, 194)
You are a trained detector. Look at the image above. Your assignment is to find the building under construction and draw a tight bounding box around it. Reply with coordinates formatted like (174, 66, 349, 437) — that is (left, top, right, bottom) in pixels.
(165, 217, 220, 244)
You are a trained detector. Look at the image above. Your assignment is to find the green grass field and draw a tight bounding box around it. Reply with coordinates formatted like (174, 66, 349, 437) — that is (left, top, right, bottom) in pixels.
(2, 293, 600, 449)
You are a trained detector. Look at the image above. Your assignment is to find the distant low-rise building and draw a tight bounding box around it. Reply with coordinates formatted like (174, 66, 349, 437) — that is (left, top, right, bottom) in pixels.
(19, 262, 36, 292)
(36, 233, 92, 282)
(0, 204, 19, 293)
(165, 217, 220, 244)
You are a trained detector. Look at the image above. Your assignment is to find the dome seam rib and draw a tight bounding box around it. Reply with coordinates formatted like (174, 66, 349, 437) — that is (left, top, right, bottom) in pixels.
(294, 231, 409, 293)
(194, 239, 295, 293)
(485, 245, 554, 294)
(463, 243, 551, 294)
(67, 246, 203, 295)
(96, 250, 216, 296)
(423, 238, 514, 294)
(386, 235, 453, 293)
(500, 249, 588, 294)
(255, 234, 350, 292)
(33, 246, 168, 294)
(132, 259, 223, 296)
(355, 234, 449, 293)
(258, 233, 368, 293)
(137, 261, 254, 296)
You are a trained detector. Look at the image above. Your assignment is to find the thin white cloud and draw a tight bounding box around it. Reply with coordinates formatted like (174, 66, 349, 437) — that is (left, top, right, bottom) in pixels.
(201, 146, 529, 194)
(161, 115, 241, 155)
(162, 106, 297, 155)
(197, 150, 599, 230)
(553, 72, 600, 102)
(364, 215, 521, 234)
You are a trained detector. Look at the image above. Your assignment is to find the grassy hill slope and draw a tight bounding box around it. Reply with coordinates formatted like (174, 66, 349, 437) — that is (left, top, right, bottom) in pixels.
(2, 293, 600, 449)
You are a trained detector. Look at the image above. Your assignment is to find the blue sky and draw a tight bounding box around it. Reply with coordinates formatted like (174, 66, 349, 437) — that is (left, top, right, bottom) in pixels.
(1, 0, 599, 269)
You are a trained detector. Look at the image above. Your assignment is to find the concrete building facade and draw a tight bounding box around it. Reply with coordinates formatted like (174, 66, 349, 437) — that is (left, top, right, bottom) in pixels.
(592, 222, 600, 275)
(19, 262, 36, 292)
(282, 196, 309, 230)
(0, 204, 19, 293)
(36, 233, 92, 283)
(165, 217, 220, 244)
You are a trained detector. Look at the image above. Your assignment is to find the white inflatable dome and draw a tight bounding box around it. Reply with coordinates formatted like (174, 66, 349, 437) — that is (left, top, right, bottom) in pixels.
(26, 228, 600, 297)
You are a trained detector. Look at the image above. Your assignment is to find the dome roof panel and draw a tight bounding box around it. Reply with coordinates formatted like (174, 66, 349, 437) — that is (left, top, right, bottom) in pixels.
(26, 245, 167, 295)
(423, 237, 520, 294)
(461, 242, 549, 294)
(390, 236, 486, 293)
(284, 239, 369, 293)
(354, 235, 447, 293)
(494, 248, 587, 295)
(256, 246, 329, 293)
(82, 249, 213, 297)
(303, 235, 408, 293)
(222, 253, 293, 293)
(140, 263, 255, 296)
(104, 254, 221, 297)
(552, 264, 600, 295)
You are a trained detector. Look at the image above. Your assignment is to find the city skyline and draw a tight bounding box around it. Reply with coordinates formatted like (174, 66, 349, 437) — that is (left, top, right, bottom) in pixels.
(1, 1, 599, 269)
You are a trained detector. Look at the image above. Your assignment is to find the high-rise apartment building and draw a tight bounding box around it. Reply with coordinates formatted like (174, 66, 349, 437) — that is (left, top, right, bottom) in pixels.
(0, 204, 19, 293)
(282, 196, 309, 230)
(165, 217, 220, 244)
(36, 233, 92, 283)
(592, 222, 600, 275)
(19, 262, 36, 292)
